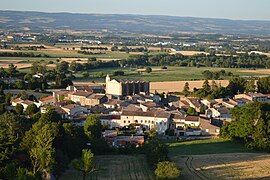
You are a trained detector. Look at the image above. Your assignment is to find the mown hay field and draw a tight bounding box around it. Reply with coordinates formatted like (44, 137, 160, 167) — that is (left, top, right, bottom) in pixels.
(169, 138, 270, 180)
(60, 155, 154, 180)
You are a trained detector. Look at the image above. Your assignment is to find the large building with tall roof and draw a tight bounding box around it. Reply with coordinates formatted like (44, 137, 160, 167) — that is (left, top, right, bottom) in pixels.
(105, 75, 149, 98)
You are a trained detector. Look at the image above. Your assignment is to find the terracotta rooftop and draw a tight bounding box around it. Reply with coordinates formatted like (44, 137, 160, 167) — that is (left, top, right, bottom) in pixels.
(71, 91, 92, 97)
(39, 96, 54, 102)
(185, 116, 200, 122)
(61, 104, 77, 110)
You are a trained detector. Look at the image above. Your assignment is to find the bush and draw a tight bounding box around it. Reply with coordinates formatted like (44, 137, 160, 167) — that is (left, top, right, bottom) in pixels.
(155, 161, 181, 179)
(145, 67, 152, 73)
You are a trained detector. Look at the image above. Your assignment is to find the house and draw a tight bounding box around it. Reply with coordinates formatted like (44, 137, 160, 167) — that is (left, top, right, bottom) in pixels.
(104, 99, 123, 109)
(11, 98, 39, 111)
(206, 106, 231, 122)
(39, 96, 55, 106)
(85, 94, 108, 107)
(235, 93, 269, 103)
(105, 75, 149, 98)
(100, 114, 121, 128)
(53, 90, 70, 102)
(66, 85, 93, 92)
(120, 109, 171, 134)
(68, 91, 92, 105)
(184, 116, 200, 127)
(199, 118, 220, 136)
(61, 104, 88, 119)
(11, 98, 24, 107)
(140, 101, 161, 111)
(180, 97, 201, 112)
(66, 85, 105, 93)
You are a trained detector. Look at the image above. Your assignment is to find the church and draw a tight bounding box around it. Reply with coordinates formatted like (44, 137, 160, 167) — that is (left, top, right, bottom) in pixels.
(105, 75, 150, 98)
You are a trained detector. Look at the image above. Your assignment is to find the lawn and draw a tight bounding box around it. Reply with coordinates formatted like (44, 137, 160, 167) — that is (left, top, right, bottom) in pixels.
(168, 138, 255, 156)
(60, 155, 154, 180)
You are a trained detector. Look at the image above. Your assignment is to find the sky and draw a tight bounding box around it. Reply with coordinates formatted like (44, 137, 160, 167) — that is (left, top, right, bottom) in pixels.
(1, 0, 270, 20)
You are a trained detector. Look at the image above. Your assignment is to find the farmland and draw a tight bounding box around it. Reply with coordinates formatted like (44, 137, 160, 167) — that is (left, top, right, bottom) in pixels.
(60, 155, 154, 180)
(74, 66, 270, 82)
(168, 139, 270, 180)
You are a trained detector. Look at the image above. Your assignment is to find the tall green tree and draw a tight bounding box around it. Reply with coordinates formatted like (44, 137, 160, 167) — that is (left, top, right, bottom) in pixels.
(72, 149, 95, 180)
(182, 82, 190, 97)
(21, 121, 58, 177)
(84, 115, 102, 140)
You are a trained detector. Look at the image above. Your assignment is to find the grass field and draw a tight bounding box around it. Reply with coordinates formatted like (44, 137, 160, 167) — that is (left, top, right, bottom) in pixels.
(168, 138, 255, 156)
(74, 66, 270, 83)
(168, 138, 270, 180)
(60, 155, 154, 180)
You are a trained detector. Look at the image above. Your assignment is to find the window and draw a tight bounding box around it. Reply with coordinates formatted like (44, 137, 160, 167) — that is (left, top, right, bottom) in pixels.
(124, 121, 126, 123)
(128, 121, 130, 123)
(141, 120, 143, 123)
(135, 120, 138, 123)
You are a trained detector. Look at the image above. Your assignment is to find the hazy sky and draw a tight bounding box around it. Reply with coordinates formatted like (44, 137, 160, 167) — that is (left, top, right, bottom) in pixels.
(1, 0, 270, 20)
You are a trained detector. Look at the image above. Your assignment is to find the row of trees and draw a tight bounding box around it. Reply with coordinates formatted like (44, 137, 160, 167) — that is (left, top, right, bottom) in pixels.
(182, 76, 270, 99)
(121, 53, 270, 68)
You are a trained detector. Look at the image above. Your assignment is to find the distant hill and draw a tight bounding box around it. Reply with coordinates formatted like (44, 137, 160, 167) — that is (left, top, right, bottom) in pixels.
(1, 10, 270, 35)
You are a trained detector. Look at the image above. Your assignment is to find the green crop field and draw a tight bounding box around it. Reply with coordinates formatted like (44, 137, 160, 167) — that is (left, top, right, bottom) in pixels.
(168, 138, 255, 157)
(60, 155, 154, 180)
(74, 66, 270, 82)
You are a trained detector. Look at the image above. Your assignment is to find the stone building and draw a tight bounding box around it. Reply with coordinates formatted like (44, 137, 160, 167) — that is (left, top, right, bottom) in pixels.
(105, 75, 149, 98)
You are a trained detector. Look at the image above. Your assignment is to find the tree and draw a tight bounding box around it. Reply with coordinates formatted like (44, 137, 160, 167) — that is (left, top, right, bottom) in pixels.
(202, 80, 211, 92)
(15, 104, 24, 115)
(221, 102, 270, 151)
(29, 123, 58, 178)
(257, 77, 270, 94)
(145, 67, 152, 73)
(211, 80, 219, 91)
(245, 80, 256, 93)
(56, 61, 69, 74)
(155, 161, 180, 179)
(21, 121, 58, 177)
(84, 115, 102, 140)
(187, 107, 198, 116)
(227, 77, 247, 95)
(0, 113, 19, 167)
(182, 82, 190, 97)
(144, 138, 168, 167)
(7, 64, 17, 77)
(15, 80, 26, 89)
(72, 149, 95, 180)
(39, 107, 62, 123)
(25, 104, 39, 116)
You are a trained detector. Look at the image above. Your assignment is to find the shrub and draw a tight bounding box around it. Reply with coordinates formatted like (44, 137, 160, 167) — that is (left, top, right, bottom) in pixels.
(155, 161, 181, 179)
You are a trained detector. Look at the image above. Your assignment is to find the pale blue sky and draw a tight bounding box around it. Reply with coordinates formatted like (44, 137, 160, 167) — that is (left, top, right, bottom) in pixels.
(1, 0, 270, 20)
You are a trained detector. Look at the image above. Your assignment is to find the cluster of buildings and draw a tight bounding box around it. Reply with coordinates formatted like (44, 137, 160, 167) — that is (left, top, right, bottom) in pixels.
(11, 75, 270, 146)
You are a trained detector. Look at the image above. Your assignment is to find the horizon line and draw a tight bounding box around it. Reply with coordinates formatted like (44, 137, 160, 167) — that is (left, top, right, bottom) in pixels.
(1, 9, 270, 22)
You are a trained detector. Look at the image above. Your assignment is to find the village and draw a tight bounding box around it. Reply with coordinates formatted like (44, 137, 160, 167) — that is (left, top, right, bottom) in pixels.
(9, 74, 269, 147)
